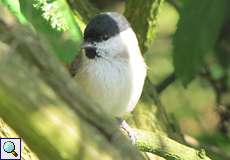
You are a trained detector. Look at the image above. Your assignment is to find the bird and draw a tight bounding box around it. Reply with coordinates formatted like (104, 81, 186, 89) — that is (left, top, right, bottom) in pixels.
(69, 12, 147, 142)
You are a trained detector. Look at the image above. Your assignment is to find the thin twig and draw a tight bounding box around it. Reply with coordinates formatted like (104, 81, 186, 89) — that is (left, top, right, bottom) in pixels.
(156, 72, 176, 94)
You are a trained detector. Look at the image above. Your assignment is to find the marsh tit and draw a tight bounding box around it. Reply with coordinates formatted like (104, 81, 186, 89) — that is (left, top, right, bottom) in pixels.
(69, 12, 147, 118)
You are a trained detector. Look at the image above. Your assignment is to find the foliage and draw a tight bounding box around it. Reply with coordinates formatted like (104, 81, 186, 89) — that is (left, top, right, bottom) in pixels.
(173, 0, 227, 85)
(1, 0, 28, 24)
(2, 0, 83, 63)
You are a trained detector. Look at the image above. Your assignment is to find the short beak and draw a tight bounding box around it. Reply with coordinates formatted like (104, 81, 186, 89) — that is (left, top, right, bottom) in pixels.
(81, 42, 95, 49)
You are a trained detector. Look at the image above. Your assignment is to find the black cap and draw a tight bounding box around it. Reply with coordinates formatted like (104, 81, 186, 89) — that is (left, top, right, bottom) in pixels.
(84, 12, 130, 43)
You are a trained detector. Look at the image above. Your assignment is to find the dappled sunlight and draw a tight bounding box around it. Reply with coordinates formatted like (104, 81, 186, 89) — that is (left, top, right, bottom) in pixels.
(29, 104, 82, 159)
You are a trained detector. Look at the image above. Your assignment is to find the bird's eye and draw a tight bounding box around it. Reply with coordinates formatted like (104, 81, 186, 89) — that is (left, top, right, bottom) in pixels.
(85, 47, 97, 59)
(85, 47, 100, 59)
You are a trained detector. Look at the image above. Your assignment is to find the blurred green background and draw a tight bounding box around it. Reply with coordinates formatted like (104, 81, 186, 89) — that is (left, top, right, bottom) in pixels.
(146, 2, 230, 159)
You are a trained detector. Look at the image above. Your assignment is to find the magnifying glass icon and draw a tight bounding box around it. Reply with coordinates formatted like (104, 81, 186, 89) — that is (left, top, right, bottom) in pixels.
(3, 141, 18, 157)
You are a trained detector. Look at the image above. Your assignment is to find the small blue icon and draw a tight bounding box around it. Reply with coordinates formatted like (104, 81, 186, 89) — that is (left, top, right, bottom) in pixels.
(3, 141, 18, 157)
(0, 138, 21, 160)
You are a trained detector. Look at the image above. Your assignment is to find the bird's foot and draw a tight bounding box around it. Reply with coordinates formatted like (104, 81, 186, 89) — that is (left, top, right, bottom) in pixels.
(117, 118, 137, 144)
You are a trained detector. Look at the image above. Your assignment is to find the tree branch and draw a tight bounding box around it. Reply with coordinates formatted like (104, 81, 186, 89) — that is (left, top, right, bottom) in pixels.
(134, 129, 211, 160)
(185, 135, 230, 160)
(156, 72, 176, 93)
(67, 0, 99, 23)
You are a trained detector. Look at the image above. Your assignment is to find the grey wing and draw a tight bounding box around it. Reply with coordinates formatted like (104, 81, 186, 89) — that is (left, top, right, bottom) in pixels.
(69, 53, 82, 77)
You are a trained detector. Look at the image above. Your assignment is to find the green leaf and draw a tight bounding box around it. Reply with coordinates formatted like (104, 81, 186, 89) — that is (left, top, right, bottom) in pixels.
(1, 0, 28, 24)
(19, 0, 82, 64)
(173, 0, 227, 85)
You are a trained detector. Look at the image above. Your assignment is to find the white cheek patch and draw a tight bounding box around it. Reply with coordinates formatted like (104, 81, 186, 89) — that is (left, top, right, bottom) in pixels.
(119, 28, 140, 56)
(95, 28, 141, 59)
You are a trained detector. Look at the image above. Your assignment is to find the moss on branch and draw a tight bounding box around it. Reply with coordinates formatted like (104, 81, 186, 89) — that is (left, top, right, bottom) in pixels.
(134, 129, 211, 160)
